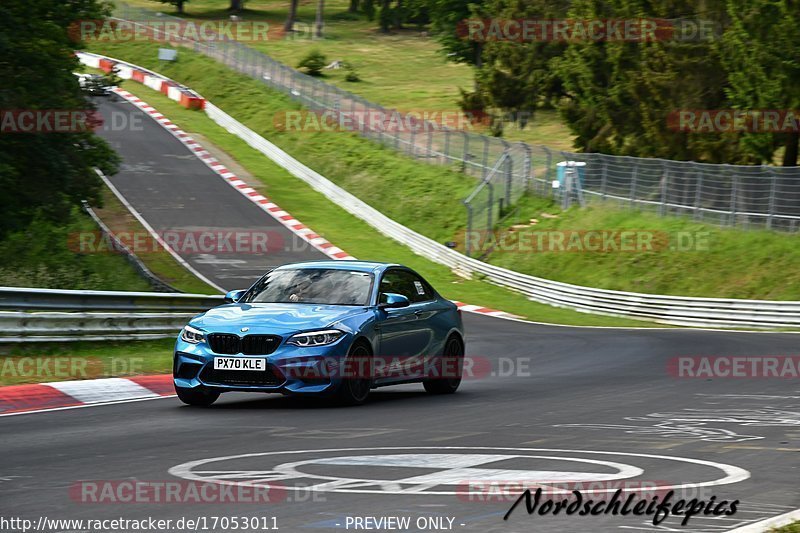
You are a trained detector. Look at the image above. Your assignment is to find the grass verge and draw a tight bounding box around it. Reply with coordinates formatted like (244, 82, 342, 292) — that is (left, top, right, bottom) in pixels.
(117, 0, 576, 149)
(92, 187, 220, 294)
(85, 44, 653, 327)
(88, 40, 800, 301)
(0, 339, 173, 386)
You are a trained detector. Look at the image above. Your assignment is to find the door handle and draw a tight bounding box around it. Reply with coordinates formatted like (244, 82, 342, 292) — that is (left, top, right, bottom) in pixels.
(414, 310, 424, 317)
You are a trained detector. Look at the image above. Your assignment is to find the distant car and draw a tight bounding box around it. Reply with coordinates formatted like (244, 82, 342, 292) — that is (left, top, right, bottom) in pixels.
(173, 261, 465, 406)
(75, 73, 111, 96)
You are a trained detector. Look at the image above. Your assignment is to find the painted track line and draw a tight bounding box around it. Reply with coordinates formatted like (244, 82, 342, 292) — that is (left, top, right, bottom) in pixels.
(726, 508, 800, 532)
(110, 88, 519, 322)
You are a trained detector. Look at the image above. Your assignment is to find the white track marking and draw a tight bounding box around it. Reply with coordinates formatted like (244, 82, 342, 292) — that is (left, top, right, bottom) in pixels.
(95, 168, 225, 293)
(45, 378, 159, 403)
(0, 395, 174, 418)
(169, 446, 750, 496)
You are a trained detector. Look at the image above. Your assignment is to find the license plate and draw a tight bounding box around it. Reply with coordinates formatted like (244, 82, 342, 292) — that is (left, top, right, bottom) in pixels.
(214, 357, 266, 371)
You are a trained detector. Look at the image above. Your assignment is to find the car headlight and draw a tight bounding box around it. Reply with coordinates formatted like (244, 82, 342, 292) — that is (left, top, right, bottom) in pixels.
(287, 329, 344, 347)
(180, 325, 205, 344)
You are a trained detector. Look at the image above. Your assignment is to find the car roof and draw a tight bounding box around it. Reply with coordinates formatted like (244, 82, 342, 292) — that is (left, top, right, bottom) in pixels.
(273, 260, 401, 274)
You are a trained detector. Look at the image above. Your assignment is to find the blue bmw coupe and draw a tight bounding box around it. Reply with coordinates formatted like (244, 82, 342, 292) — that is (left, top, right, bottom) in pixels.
(173, 261, 465, 406)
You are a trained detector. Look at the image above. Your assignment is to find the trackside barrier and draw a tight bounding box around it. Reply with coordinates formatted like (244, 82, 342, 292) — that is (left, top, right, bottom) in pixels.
(0, 311, 193, 343)
(0, 287, 221, 342)
(78, 51, 204, 109)
(0, 287, 222, 312)
(76, 53, 800, 330)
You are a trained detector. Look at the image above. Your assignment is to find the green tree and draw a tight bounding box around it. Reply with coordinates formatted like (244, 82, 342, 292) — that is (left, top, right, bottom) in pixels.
(718, 0, 800, 166)
(0, 0, 119, 238)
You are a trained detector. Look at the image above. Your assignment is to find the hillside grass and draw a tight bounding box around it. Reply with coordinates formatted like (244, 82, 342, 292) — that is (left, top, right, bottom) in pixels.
(84, 43, 657, 327)
(115, 0, 576, 149)
(87, 40, 800, 302)
(0, 209, 152, 292)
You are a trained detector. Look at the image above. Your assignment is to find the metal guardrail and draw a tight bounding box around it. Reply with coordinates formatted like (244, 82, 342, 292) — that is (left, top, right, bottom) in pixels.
(203, 101, 800, 330)
(81, 201, 182, 293)
(110, 1, 800, 235)
(0, 287, 222, 312)
(70, 53, 800, 331)
(0, 311, 193, 343)
(0, 287, 221, 342)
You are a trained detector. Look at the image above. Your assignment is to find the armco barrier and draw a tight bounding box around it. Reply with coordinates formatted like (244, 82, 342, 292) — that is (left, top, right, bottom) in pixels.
(0, 311, 192, 343)
(0, 287, 222, 312)
(78, 51, 204, 110)
(0, 287, 220, 342)
(76, 53, 800, 330)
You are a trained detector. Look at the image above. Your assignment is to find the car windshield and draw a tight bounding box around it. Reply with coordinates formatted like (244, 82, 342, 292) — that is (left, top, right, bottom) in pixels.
(242, 268, 373, 306)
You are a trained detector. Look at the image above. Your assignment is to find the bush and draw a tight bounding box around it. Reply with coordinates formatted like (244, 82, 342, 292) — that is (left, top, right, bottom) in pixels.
(343, 62, 361, 82)
(296, 49, 327, 76)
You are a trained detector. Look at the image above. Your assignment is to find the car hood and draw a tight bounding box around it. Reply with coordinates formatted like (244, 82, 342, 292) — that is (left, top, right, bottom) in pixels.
(191, 303, 370, 334)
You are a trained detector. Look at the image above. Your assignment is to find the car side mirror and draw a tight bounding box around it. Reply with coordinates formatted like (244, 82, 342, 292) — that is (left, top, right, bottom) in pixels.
(224, 289, 247, 304)
(378, 293, 410, 309)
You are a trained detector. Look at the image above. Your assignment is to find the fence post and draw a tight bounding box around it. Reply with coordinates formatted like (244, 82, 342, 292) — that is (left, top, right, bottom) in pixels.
(730, 169, 738, 227)
(408, 112, 417, 158)
(600, 156, 608, 200)
(694, 166, 704, 221)
(487, 182, 494, 231)
(521, 143, 532, 193)
(542, 146, 553, 197)
(767, 166, 776, 229)
(659, 162, 669, 217)
(629, 159, 638, 209)
(481, 137, 490, 179)
(462, 132, 470, 173)
(443, 129, 451, 165)
(463, 200, 473, 257)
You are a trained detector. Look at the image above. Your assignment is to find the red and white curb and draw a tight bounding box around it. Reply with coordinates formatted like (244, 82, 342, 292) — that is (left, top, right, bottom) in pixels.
(112, 88, 519, 321)
(0, 375, 174, 416)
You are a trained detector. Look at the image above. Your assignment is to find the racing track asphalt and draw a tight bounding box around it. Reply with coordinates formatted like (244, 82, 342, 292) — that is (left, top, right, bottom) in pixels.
(92, 97, 327, 290)
(0, 96, 797, 533)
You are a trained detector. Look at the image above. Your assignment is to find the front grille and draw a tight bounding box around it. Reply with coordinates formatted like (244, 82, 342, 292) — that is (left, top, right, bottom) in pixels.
(208, 333, 241, 355)
(207, 333, 282, 355)
(200, 365, 283, 386)
(241, 335, 281, 355)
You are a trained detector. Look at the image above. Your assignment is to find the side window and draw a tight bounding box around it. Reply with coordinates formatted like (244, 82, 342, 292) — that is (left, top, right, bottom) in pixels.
(380, 270, 433, 304)
(379, 271, 412, 302)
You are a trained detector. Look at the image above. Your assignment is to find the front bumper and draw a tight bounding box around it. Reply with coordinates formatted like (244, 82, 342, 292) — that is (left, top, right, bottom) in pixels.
(173, 333, 352, 395)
